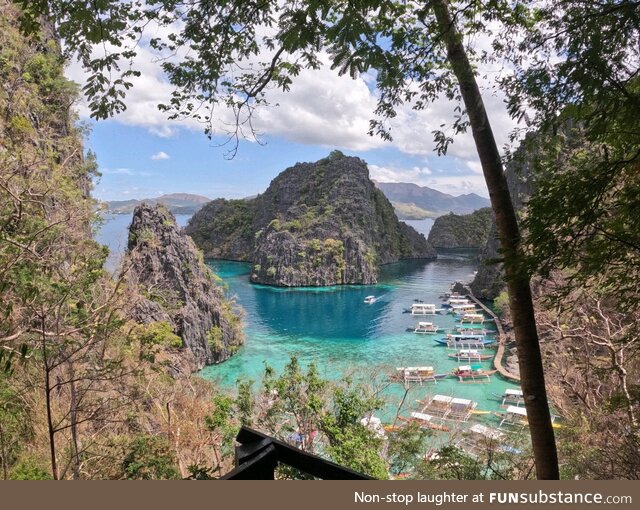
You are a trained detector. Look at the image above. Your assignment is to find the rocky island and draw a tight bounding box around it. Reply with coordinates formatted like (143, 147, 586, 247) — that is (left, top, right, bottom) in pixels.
(124, 203, 244, 370)
(186, 151, 436, 286)
(427, 207, 493, 251)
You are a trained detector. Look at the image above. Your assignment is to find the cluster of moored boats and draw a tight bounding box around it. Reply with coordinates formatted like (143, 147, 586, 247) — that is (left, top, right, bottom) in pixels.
(387, 288, 539, 455)
(397, 291, 497, 383)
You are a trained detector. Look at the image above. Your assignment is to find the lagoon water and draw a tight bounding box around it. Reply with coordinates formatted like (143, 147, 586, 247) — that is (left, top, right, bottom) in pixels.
(97, 214, 519, 429)
(201, 256, 520, 429)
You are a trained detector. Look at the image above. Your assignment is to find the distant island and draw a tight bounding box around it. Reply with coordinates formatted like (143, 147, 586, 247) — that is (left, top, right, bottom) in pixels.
(374, 181, 490, 219)
(186, 151, 436, 286)
(105, 193, 211, 214)
(427, 208, 493, 251)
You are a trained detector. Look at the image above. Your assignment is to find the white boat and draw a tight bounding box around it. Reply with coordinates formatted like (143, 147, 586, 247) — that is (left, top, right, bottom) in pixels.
(457, 424, 507, 458)
(448, 349, 493, 362)
(496, 388, 525, 407)
(418, 394, 478, 422)
(450, 303, 479, 315)
(459, 313, 485, 324)
(499, 405, 529, 428)
(364, 295, 377, 304)
(446, 297, 471, 306)
(414, 321, 440, 334)
(408, 412, 449, 431)
(411, 303, 438, 315)
(391, 366, 448, 384)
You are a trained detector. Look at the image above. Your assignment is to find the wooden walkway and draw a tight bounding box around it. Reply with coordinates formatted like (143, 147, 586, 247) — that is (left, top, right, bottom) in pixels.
(465, 292, 520, 382)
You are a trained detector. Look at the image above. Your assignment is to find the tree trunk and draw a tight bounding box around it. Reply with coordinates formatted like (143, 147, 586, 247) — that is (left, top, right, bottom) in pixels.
(67, 359, 81, 479)
(41, 321, 58, 480)
(431, 0, 559, 479)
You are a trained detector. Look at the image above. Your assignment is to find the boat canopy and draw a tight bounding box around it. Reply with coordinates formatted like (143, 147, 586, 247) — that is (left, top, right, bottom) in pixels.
(417, 322, 433, 327)
(469, 424, 505, 440)
(448, 333, 486, 340)
(412, 303, 436, 310)
(432, 395, 453, 404)
(505, 389, 524, 396)
(411, 412, 434, 422)
(506, 405, 527, 416)
(458, 365, 472, 371)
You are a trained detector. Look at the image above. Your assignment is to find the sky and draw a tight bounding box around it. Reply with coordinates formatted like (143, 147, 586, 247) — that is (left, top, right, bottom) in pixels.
(65, 36, 519, 203)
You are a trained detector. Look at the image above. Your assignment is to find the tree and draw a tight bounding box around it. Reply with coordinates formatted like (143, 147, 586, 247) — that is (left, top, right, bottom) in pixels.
(498, 0, 640, 314)
(14, 0, 561, 477)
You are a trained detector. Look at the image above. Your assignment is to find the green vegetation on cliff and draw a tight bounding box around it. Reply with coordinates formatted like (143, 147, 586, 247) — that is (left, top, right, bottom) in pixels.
(187, 151, 436, 286)
(427, 208, 493, 250)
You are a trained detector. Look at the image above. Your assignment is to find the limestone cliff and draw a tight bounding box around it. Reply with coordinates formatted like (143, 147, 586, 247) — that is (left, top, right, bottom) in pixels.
(125, 203, 243, 369)
(427, 208, 493, 251)
(186, 151, 436, 286)
(470, 138, 535, 299)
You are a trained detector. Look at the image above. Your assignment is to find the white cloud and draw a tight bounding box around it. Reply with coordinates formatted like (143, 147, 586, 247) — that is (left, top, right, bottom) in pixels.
(369, 164, 432, 183)
(101, 167, 135, 175)
(466, 161, 484, 174)
(370, 163, 489, 197)
(151, 151, 170, 160)
(66, 21, 521, 163)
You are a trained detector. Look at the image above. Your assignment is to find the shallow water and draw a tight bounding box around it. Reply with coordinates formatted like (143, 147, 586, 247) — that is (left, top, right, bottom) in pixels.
(94, 214, 519, 429)
(200, 258, 520, 429)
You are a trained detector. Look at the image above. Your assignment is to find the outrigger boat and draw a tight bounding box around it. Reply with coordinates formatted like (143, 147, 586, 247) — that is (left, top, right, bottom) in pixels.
(364, 295, 378, 304)
(448, 349, 493, 362)
(497, 405, 562, 430)
(498, 405, 529, 429)
(451, 365, 497, 383)
(417, 394, 478, 422)
(443, 297, 471, 307)
(398, 412, 449, 432)
(459, 313, 486, 324)
(433, 333, 494, 349)
(410, 303, 440, 315)
(456, 424, 506, 458)
(494, 388, 525, 407)
(454, 326, 493, 335)
(413, 321, 441, 334)
(391, 366, 448, 384)
(449, 303, 479, 315)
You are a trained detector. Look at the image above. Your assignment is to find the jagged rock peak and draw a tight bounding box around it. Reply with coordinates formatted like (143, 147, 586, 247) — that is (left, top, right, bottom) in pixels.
(186, 151, 437, 287)
(125, 203, 243, 371)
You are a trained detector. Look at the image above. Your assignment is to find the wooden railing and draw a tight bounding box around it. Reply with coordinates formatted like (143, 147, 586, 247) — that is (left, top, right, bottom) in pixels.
(464, 292, 520, 382)
(221, 426, 374, 480)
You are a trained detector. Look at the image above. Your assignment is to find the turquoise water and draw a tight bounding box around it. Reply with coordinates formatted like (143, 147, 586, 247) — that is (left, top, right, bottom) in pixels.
(94, 214, 519, 432)
(200, 257, 520, 430)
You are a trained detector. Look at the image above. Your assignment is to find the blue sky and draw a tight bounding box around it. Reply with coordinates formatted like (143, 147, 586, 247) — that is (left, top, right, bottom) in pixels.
(68, 43, 517, 202)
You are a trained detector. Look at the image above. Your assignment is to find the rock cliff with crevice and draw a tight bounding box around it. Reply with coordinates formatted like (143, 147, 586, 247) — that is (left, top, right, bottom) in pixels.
(124, 203, 244, 370)
(186, 151, 436, 286)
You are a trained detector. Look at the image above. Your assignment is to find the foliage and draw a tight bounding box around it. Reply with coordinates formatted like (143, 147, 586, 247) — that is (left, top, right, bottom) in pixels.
(206, 325, 224, 352)
(135, 321, 182, 350)
(9, 457, 53, 480)
(16, 0, 523, 156)
(121, 435, 180, 480)
(320, 382, 387, 479)
(493, 291, 509, 316)
(428, 208, 493, 249)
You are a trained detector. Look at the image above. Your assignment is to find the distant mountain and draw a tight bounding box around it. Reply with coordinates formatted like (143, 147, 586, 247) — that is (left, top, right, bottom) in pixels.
(105, 193, 211, 214)
(374, 182, 490, 218)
